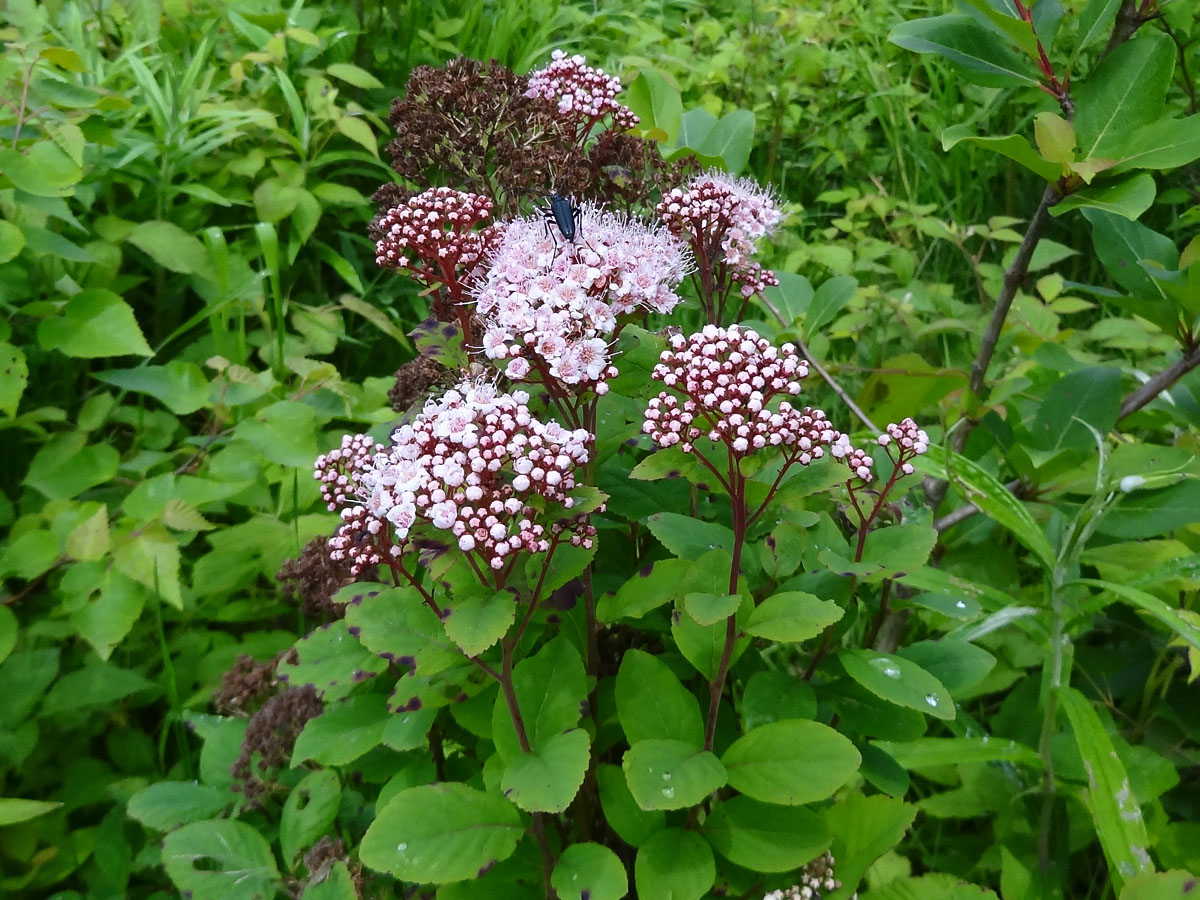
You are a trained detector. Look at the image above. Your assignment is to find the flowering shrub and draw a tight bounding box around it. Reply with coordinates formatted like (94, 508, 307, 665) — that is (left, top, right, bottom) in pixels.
(130, 36, 1200, 900)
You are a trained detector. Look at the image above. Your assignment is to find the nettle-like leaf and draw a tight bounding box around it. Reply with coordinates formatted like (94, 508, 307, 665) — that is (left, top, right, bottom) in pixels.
(278, 619, 388, 701)
(162, 819, 281, 900)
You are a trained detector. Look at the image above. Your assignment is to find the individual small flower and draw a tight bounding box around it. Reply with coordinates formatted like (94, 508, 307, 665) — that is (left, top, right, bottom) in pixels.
(643, 324, 845, 466)
(525, 50, 640, 137)
(877, 417, 930, 475)
(315, 379, 594, 572)
(657, 171, 783, 269)
(474, 204, 690, 390)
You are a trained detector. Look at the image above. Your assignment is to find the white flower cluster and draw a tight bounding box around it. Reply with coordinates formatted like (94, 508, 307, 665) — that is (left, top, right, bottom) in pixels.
(316, 379, 593, 572)
(474, 204, 690, 389)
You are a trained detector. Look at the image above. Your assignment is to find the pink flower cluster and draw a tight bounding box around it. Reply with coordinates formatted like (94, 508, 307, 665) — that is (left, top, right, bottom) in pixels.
(643, 324, 845, 462)
(374, 187, 502, 287)
(315, 379, 593, 573)
(525, 50, 640, 135)
(878, 417, 930, 475)
(657, 171, 783, 270)
(830, 434, 875, 483)
(474, 204, 690, 390)
(731, 261, 780, 299)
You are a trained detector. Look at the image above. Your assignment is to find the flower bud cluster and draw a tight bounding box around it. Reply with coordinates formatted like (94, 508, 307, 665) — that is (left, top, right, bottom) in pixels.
(643, 324, 846, 462)
(315, 380, 593, 573)
(374, 187, 502, 287)
(830, 434, 875, 484)
(762, 850, 852, 900)
(731, 260, 780, 299)
(657, 171, 783, 269)
(877, 416, 931, 476)
(475, 204, 690, 390)
(525, 50, 640, 135)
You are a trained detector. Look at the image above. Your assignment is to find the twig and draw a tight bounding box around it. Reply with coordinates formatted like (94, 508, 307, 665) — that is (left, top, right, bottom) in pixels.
(1118, 343, 1200, 421)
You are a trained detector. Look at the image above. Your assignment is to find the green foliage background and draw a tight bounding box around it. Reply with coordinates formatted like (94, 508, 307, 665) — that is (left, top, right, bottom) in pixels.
(1, 0, 1199, 898)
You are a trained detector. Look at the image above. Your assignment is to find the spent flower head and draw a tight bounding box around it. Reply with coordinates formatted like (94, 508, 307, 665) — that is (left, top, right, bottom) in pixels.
(475, 204, 690, 391)
(525, 50, 640, 139)
(315, 379, 594, 573)
(643, 324, 847, 463)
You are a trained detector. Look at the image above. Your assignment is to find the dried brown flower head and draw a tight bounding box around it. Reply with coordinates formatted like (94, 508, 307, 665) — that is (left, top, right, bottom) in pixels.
(278, 537, 371, 621)
(231, 684, 324, 801)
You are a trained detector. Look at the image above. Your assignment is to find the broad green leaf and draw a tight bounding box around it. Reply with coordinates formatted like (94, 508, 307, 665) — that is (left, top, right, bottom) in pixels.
(705, 796, 830, 872)
(0, 142, 81, 196)
(0, 530, 59, 581)
(1074, 33, 1175, 158)
(38, 285, 152, 359)
(65, 505, 109, 560)
(598, 558, 692, 622)
(292, 694, 388, 766)
(343, 585, 463, 680)
(70, 569, 145, 661)
(359, 783, 523, 884)
(113, 523, 182, 608)
(0, 798, 62, 826)
(0, 221, 25, 263)
(1031, 365, 1122, 451)
(127, 220, 213, 277)
(744, 591, 842, 642)
(281, 770, 341, 868)
(1059, 687, 1152, 889)
(492, 637, 587, 760)
(888, 16, 1040, 87)
(634, 829, 714, 900)
(552, 843, 628, 900)
(382, 706, 437, 751)
(645, 512, 734, 559)
(693, 109, 756, 174)
(622, 740, 726, 810)
(625, 69, 682, 142)
(0, 341, 27, 416)
(1051, 173, 1155, 220)
(682, 592, 741, 626)
(919, 445, 1056, 570)
(861, 875, 999, 900)
(821, 524, 937, 582)
(740, 670, 817, 730)
(596, 764, 664, 847)
(721, 719, 859, 804)
(1084, 208, 1178, 303)
(24, 432, 119, 500)
(941, 126, 1062, 181)
(958, 0, 1039, 55)
(896, 640, 996, 696)
(825, 794, 919, 900)
(804, 275, 857, 340)
(1120, 871, 1200, 900)
(443, 588, 515, 656)
(162, 819, 281, 900)
(126, 781, 230, 831)
(500, 729, 591, 813)
(277, 620, 387, 702)
(1098, 480, 1200, 539)
(839, 649, 955, 720)
(1072, 578, 1200, 652)
(95, 362, 210, 414)
(616, 649, 704, 746)
(672, 592, 752, 680)
(1111, 115, 1200, 174)
(1033, 112, 1075, 164)
(760, 272, 813, 326)
(874, 736, 1042, 769)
